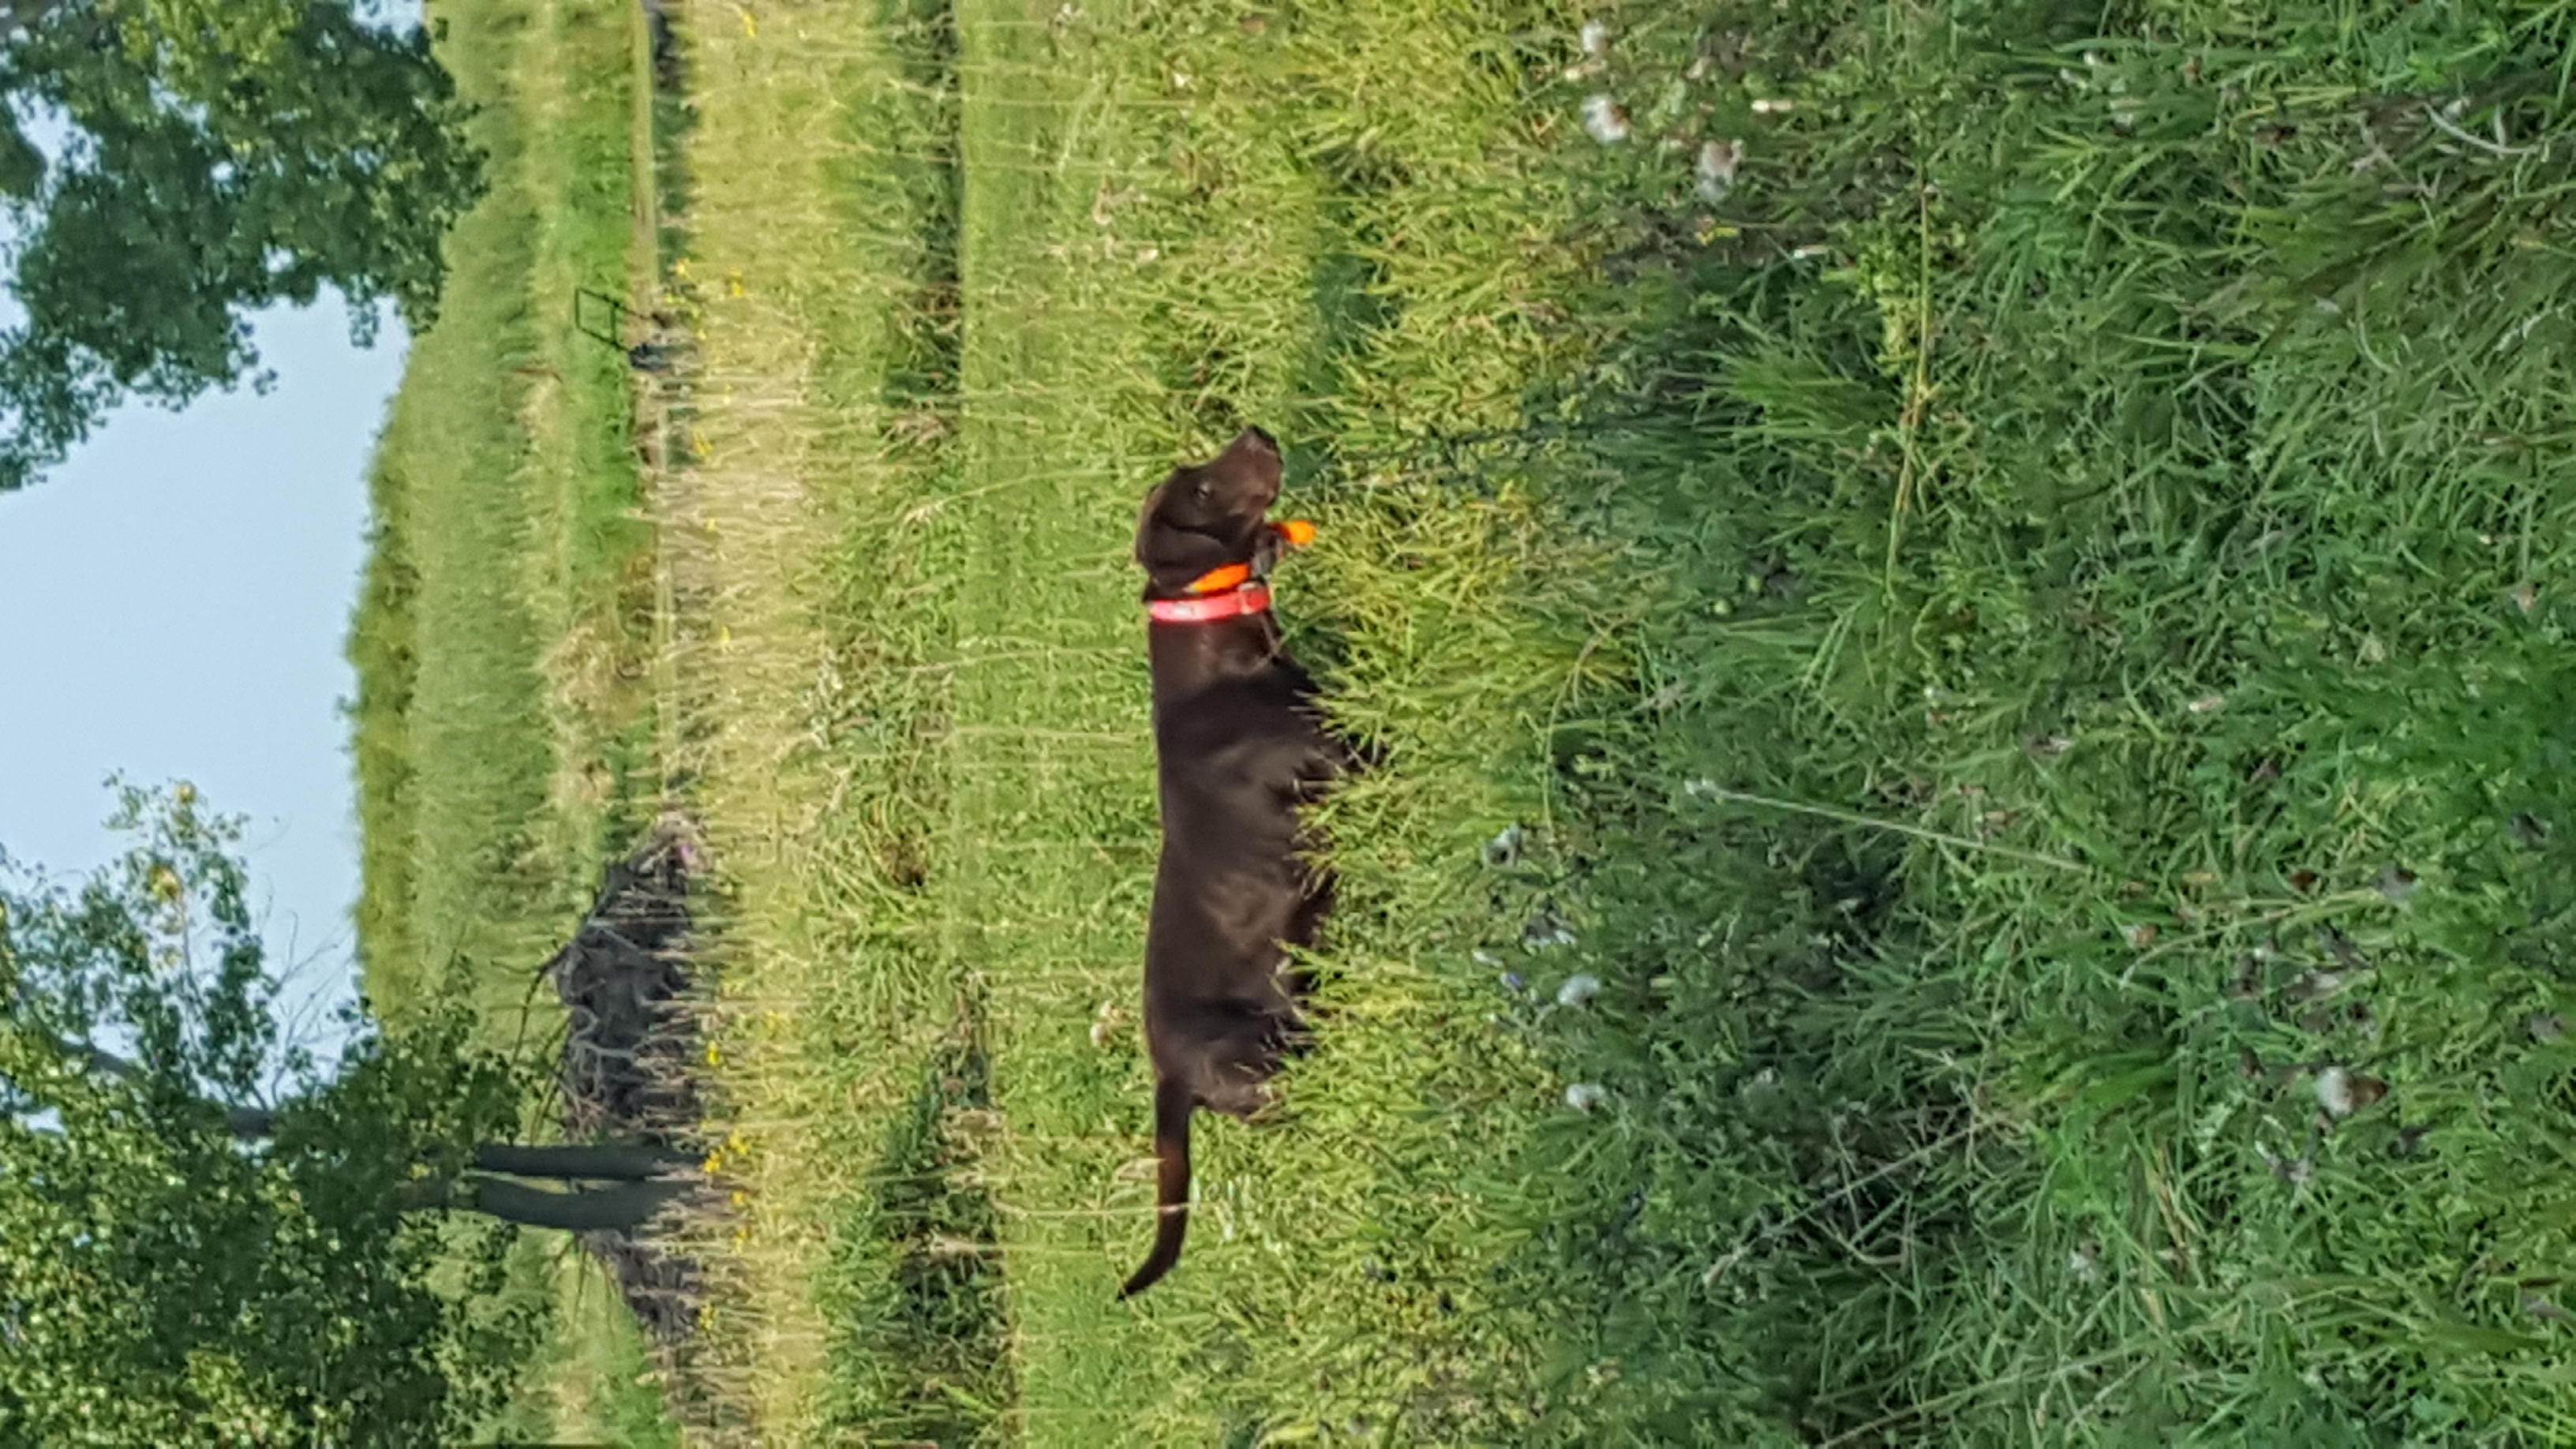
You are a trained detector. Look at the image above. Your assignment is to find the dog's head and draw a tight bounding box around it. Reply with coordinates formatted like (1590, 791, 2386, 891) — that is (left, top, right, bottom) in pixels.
(1134, 427, 1285, 597)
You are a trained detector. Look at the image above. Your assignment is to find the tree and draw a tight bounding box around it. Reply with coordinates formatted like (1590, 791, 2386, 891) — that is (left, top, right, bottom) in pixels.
(0, 784, 698, 1445)
(0, 0, 485, 492)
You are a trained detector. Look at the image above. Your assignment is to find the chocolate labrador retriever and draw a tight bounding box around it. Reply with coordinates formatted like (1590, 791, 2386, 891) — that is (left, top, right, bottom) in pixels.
(1118, 426, 1350, 1301)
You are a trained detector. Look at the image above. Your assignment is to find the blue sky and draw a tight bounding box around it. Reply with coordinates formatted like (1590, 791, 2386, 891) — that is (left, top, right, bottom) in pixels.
(0, 300, 405, 1066)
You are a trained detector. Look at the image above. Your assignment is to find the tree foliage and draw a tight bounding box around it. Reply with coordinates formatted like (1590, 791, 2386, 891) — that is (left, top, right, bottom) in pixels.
(0, 783, 542, 1446)
(0, 0, 485, 491)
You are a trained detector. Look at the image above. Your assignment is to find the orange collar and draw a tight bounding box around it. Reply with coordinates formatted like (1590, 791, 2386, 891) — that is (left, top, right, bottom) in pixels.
(1144, 519, 1313, 627)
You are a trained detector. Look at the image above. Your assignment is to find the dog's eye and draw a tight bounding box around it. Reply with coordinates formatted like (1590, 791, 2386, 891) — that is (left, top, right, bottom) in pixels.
(1193, 480, 1213, 502)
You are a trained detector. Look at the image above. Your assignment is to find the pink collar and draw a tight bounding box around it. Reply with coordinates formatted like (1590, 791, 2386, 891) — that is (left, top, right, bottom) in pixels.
(1146, 583, 1271, 624)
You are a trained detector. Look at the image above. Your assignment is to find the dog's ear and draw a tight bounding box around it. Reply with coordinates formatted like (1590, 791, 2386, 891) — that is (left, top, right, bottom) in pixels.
(1134, 478, 1234, 589)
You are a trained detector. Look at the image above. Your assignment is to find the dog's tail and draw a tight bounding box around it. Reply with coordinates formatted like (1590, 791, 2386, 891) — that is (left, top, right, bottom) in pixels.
(1117, 1076, 1196, 1300)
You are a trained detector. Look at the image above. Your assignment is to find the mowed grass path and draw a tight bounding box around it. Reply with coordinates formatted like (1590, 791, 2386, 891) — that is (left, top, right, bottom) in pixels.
(672, 1, 2576, 1443)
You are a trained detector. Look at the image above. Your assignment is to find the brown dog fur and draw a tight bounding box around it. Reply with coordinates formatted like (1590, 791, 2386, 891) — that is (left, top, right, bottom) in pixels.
(1118, 427, 1351, 1300)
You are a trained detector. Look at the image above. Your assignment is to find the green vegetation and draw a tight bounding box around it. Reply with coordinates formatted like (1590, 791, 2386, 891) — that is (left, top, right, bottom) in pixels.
(510, 1257, 688, 1449)
(353, 0, 653, 1036)
(345, 0, 671, 1439)
(358, 0, 2576, 1440)
(1488, 6, 2576, 1440)
(0, 0, 483, 492)
(0, 786, 545, 1446)
(656, 1, 986, 1437)
(669, 0, 2576, 1441)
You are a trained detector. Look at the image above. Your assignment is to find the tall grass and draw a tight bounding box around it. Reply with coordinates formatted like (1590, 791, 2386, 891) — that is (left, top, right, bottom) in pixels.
(347, 0, 671, 1437)
(1495, 4, 2576, 1440)
(657, 0, 1002, 1440)
(648, 0, 2576, 1443)
(354, 0, 653, 1029)
(942, 4, 1615, 1442)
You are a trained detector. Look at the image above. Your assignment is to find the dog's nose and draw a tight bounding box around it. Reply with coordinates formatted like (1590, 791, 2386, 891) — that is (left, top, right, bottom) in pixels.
(1237, 426, 1279, 456)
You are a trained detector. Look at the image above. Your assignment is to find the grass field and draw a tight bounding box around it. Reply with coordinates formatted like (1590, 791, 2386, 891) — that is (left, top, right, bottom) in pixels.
(355, 0, 657, 1032)
(359, 0, 2576, 1442)
(347, 0, 676, 1438)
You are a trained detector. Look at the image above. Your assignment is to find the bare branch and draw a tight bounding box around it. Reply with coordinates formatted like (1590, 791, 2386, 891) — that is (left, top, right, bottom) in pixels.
(64, 1036, 277, 1139)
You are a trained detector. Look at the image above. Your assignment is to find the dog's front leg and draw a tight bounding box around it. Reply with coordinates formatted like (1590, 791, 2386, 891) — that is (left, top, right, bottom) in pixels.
(1296, 716, 1378, 788)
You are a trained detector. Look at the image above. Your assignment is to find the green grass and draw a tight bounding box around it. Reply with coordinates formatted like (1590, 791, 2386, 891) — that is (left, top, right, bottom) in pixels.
(1511, 6, 2576, 1440)
(650, 0, 988, 1440)
(354, 0, 658, 1032)
(941, 5, 1616, 1443)
(530, 1251, 690, 1449)
(650, 0, 2576, 1443)
(346, 0, 676, 1439)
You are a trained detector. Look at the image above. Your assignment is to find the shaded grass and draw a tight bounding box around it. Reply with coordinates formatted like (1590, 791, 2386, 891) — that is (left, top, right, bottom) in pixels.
(544, 1252, 688, 1449)
(1483, 3, 2576, 1442)
(669, 0, 2576, 1443)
